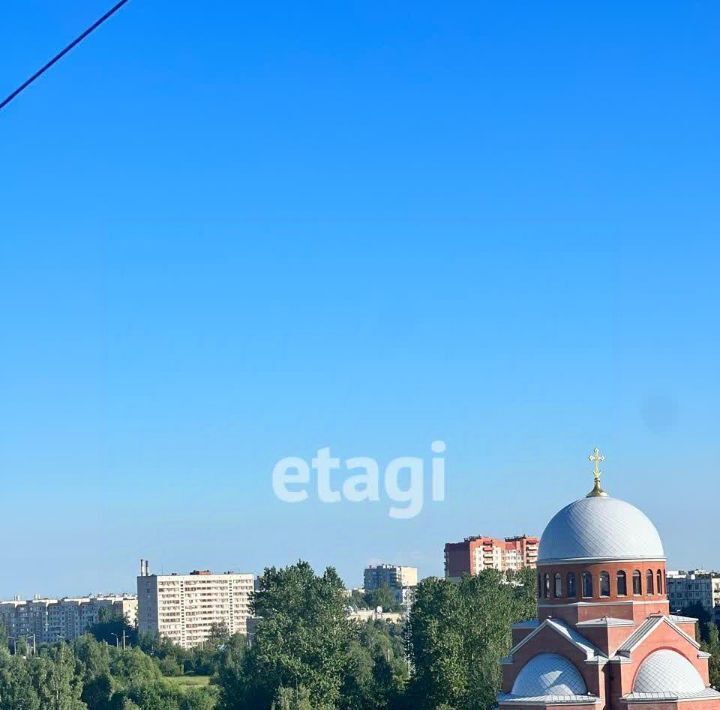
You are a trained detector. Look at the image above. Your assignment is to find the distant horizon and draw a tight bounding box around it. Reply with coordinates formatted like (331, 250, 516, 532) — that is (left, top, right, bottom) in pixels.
(2, 472, 717, 598)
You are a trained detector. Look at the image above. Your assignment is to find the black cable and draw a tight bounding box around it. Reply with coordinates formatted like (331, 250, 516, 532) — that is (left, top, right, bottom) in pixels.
(0, 0, 131, 113)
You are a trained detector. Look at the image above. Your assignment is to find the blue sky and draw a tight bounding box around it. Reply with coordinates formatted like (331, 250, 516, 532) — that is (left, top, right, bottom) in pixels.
(1, 1, 718, 597)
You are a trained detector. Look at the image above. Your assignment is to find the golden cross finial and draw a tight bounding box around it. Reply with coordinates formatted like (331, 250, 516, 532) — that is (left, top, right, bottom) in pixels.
(586, 447, 608, 497)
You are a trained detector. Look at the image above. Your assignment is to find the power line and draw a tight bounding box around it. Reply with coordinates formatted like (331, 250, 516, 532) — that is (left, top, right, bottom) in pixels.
(0, 0, 131, 113)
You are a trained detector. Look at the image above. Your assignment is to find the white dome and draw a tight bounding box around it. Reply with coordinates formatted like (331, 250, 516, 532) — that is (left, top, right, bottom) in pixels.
(634, 650, 706, 693)
(538, 495, 665, 564)
(512, 653, 587, 696)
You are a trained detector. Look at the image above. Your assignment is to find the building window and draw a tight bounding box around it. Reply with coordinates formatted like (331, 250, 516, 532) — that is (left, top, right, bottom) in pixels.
(544, 573, 551, 598)
(567, 572, 577, 598)
(633, 570, 642, 595)
(657, 570, 663, 595)
(617, 571, 627, 596)
(582, 572, 593, 598)
(554, 573, 563, 598)
(600, 571, 610, 597)
(646, 570, 655, 595)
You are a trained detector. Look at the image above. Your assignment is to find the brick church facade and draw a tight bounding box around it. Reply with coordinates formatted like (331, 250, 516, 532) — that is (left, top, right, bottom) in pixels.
(498, 450, 720, 709)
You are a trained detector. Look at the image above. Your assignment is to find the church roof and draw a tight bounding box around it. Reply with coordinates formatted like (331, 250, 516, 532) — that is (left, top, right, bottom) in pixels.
(668, 613, 699, 624)
(623, 689, 720, 702)
(505, 618, 606, 663)
(630, 649, 712, 697)
(538, 495, 665, 564)
(576, 617, 635, 628)
(510, 653, 588, 697)
(615, 615, 699, 658)
(499, 692, 600, 705)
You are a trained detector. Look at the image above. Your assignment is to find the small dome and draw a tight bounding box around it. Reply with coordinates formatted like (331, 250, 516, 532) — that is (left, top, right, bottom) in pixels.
(512, 653, 587, 696)
(634, 650, 706, 693)
(538, 495, 665, 564)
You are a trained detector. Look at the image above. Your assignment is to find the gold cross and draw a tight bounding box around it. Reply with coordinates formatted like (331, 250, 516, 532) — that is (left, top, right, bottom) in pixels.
(587, 447, 607, 497)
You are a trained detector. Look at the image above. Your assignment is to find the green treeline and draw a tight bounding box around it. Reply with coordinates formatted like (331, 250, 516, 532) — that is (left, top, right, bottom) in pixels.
(0, 562, 539, 710)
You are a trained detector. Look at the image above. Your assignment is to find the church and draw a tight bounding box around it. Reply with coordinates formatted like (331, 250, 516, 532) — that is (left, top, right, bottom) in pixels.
(498, 449, 720, 709)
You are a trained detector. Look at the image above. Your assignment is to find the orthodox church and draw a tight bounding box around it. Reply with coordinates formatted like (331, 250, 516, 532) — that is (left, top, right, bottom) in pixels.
(498, 449, 720, 710)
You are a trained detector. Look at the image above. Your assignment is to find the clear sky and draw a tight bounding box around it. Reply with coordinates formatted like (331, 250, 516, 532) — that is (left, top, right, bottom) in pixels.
(1, 1, 718, 598)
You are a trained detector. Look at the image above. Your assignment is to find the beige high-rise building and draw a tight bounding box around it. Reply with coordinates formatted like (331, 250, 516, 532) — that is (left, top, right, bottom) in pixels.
(363, 564, 418, 607)
(363, 564, 418, 592)
(137, 563, 254, 649)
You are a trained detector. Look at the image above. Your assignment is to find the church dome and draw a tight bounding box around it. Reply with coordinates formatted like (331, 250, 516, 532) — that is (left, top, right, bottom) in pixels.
(633, 650, 706, 693)
(538, 495, 665, 564)
(512, 653, 587, 696)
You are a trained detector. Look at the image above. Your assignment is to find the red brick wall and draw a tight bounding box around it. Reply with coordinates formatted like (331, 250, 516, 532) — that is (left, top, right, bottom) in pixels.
(444, 540, 472, 577)
(536, 561, 668, 623)
(502, 626, 604, 696)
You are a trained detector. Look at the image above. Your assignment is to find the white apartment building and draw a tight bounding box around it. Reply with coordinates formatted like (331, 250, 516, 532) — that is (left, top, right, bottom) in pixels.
(137, 565, 254, 649)
(0, 595, 138, 645)
(667, 570, 720, 613)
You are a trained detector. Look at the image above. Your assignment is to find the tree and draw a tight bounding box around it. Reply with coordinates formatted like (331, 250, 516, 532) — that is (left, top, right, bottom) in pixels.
(703, 622, 720, 688)
(109, 646, 163, 687)
(407, 569, 536, 709)
(364, 586, 403, 613)
(0, 652, 41, 710)
(29, 644, 86, 710)
(218, 561, 354, 709)
(348, 590, 370, 610)
(88, 609, 137, 648)
(341, 621, 408, 709)
(509, 566, 539, 622)
(186, 626, 234, 677)
(271, 685, 313, 710)
(681, 602, 713, 642)
(72, 635, 114, 709)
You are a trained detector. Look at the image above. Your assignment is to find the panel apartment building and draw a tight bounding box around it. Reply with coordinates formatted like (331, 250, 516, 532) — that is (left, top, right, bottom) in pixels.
(363, 564, 418, 607)
(363, 564, 418, 592)
(0, 595, 138, 645)
(444, 534, 539, 580)
(667, 570, 720, 615)
(137, 563, 254, 649)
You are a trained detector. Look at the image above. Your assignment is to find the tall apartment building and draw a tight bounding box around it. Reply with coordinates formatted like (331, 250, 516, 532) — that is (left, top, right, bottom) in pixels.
(364, 564, 418, 592)
(444, 534, 539, 580)
(137, 563, 254, 649)
(0, 595, 138, 645)
(363, 564, 418, 607)
(667, 570, 720, 613)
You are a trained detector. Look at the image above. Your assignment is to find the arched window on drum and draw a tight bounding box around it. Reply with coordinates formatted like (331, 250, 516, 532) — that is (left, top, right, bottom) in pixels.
(600, 571, 610, 597)
(646, 570, 655, 595)
(633, 570, 642, 595)
(617, 571, 627, 596)
(567, 572, 577, 598)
